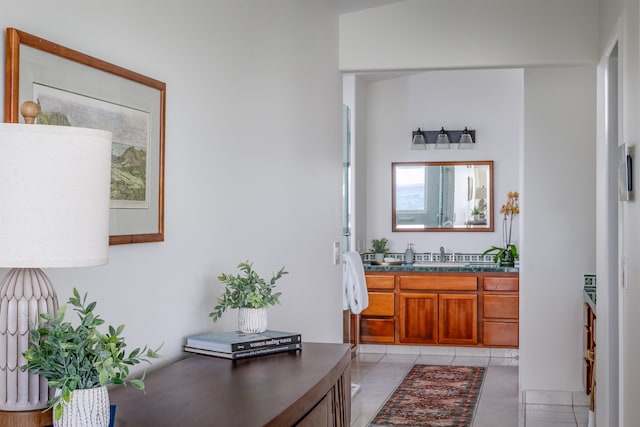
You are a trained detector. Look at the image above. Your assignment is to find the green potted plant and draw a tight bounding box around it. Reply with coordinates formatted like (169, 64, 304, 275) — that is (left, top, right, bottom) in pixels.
(21, 288, 162, 426)
(209, 261, 288, 333)
(483, 191, 520, 267)
(370, 238, 389, 263)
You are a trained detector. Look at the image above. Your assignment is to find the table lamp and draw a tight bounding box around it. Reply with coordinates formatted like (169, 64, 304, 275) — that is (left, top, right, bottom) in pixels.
(0, 102, 112, 411)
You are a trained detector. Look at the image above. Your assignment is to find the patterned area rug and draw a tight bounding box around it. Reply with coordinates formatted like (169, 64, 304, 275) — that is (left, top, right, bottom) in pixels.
(370, 365, 486, 427)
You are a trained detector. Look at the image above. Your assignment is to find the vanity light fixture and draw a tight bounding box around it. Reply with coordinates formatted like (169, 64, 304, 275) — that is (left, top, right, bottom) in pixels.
(410, 127, 476, 150)
(411, 127, 427, 149)
(458, 127, 474, 149)
(435, 127, 450, 149)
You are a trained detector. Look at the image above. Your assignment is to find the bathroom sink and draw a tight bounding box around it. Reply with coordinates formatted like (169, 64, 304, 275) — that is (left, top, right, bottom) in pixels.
(412, 262, 470, 268)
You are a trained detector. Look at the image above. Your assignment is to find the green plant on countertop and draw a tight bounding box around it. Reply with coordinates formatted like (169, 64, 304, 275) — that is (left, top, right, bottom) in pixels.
(483, 191, 520, 266)
(370, 238, 389, 254)
(209, 261, 288, 322)
(21, 288, 162, 421)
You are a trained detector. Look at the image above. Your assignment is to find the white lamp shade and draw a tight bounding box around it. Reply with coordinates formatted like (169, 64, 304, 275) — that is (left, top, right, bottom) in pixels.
(435, 132, 450, 149)
(0, 123, 112, 267)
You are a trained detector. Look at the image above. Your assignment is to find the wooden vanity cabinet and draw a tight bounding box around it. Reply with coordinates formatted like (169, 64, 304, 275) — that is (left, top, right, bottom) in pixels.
(360, 274, 395, 343)
(583, 302, 596, 395)
(481, 276, 519, 347)
(398, 274, 478, 345)
(361, 271, 519, 348)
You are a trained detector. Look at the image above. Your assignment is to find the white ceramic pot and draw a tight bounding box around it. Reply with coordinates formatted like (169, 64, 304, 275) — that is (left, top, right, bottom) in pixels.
(54, 386, 110, 427)
(374, 253, 384, 263)
(238, 307, 267, 333)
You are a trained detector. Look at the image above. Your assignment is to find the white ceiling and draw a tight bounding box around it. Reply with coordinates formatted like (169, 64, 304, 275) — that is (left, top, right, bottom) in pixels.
(332, 0, 405, 14)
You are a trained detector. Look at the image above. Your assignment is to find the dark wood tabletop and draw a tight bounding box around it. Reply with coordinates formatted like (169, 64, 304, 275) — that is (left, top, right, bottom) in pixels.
(109, 342, 351, 427)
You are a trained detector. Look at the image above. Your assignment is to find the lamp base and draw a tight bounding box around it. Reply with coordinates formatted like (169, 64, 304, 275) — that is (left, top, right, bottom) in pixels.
(0, 268, 58, 411)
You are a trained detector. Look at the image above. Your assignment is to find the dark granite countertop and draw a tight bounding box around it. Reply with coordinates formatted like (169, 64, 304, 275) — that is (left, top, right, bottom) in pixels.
(363, 263, 519, 273)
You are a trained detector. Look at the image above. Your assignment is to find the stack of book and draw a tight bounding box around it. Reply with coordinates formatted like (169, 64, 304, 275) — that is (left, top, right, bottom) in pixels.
(184, 330, 302, 360)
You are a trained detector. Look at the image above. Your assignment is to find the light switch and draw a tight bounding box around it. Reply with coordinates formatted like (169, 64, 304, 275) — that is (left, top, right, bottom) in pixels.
(333, 241, 341, 265)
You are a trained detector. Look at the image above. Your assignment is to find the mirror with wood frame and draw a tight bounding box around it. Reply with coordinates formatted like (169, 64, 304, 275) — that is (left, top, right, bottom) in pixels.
(392, 161, 494, 232)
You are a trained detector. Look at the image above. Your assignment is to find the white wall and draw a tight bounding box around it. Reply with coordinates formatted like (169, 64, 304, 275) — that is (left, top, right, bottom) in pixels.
(0, 0, 344, 371)
(340, 0, 599, 402)
(362, 69, 522, 254)
(340, 0, 598, 71)
(598, 0, 640, 425)
(521, 66, 596, 393)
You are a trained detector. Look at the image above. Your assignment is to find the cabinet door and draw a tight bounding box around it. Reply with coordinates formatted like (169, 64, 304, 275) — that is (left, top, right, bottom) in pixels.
(399, 293, 438, 344)
(438, 294, 478, 345)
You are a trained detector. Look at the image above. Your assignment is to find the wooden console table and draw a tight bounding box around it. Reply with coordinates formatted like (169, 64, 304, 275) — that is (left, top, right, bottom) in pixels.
(110, 342, 351, 427)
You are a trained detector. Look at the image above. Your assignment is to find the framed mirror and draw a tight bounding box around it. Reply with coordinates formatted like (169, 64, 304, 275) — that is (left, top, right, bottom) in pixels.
(392, 161, 494, 232)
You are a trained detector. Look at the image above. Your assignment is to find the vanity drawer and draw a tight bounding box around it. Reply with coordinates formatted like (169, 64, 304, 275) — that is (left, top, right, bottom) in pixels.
(482, 321, 518, 347)
(362, 292, 395, 316)
(483, 276, 519, 291)
(360, 318, 395, 343)
(483, 295, 519, 319)
(399, 275, 477, 291)
(365, 274, 396, 290)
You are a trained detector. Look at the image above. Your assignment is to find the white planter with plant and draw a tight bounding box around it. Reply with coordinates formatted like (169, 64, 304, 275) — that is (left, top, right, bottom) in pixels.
(370, 238, 389, 263)
(209, 261, 288, 333)
(21, 289, 161, 426)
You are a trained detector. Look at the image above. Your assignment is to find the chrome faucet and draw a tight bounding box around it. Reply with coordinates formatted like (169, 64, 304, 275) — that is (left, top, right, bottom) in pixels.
(440, 246, 446, 262)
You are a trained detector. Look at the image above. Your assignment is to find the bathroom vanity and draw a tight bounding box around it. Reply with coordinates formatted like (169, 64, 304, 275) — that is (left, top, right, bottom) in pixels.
(360, 266, 519, 348)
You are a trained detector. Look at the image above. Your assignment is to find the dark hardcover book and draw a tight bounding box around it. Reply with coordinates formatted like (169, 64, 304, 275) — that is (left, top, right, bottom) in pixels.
(186, 330, 301, 353)
(184, 342, 302, 360)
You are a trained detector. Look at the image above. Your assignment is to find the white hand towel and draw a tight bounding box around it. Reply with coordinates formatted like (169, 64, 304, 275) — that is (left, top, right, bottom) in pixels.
(343, 251, 369, 314)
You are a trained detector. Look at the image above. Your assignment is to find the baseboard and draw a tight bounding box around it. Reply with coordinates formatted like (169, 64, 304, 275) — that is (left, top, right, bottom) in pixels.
(357, 344, 518, 358)
(521, 389, 590, 407)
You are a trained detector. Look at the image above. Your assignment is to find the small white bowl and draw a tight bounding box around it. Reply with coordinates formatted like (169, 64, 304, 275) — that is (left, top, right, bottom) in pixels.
(383, 257, 395, 262)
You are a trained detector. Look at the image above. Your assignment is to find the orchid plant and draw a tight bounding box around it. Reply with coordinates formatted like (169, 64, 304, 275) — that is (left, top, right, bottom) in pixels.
(483, 191, 520, 266)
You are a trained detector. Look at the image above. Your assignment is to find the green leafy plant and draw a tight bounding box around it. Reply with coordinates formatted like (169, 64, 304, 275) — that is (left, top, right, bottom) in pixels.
(21, 289, 162, 421)
(209, 261, 288, 322)
(483, 243, 519, 264)
(483, 191, 520, 265)
(370, 238, 389, 254)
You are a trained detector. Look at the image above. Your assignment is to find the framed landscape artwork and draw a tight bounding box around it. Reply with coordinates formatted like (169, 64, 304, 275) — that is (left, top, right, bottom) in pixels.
(4, 28, 166, 245)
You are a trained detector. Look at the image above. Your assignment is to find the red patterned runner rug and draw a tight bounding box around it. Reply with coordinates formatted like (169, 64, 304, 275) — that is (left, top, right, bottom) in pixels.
(370, 365, 486, 427)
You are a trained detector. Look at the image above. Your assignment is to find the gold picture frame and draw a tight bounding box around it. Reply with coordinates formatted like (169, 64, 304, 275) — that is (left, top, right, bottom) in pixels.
(5, 27, 166, 245)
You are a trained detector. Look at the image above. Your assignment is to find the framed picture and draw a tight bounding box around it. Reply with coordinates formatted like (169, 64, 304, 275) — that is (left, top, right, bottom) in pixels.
(5, 28, 166, 245)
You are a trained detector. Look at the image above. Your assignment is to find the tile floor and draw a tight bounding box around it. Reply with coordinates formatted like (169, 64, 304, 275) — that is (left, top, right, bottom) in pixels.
(350, 347, 590, 427)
